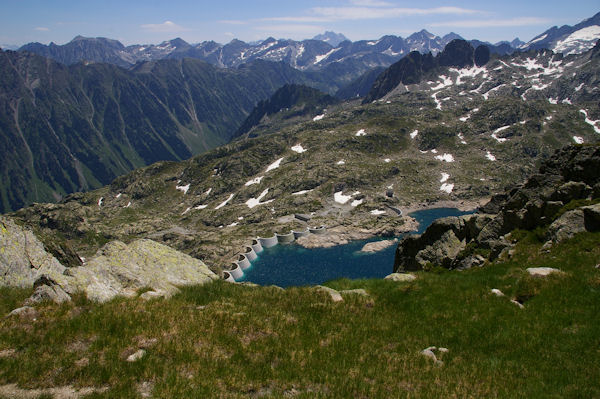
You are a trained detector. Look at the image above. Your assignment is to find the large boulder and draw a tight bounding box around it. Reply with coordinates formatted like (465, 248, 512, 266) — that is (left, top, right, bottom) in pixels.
(0, 216, 66, 288)
(544, 209, 586, 245)
(65, 239, 218, 302)
(582, 204, 600, 231)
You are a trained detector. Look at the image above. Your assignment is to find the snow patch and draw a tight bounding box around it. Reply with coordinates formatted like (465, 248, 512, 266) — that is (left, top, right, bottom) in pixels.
(351, 199, 364, 207)
(291, 144, 307, 153)
(265, 157, 284, 172)
(336, 160, 346, 165)
(355, 129, 367, 136)
(573, 136, 584, 144)
(205, 188, 212, 196)
(553, 26, 600, 55)
(245, 176, 264, 187)
(334, 191, 352, 204)
(580, 109, 600, 133)
(176, 183, 190, 194)
(194, 204, 208, 210)
(313, 114, 325, 121)
(116, 193, 122, 199)
(125, 201, 131, 208)
(292, 189, 313, 196)
(435, 153, 455, 163)
(246, 189, 274, 209)
(440, 183, 454, 194)
(98, 197, 103, 207)
(383, 158, 391, 163)
(430, 75, 453, 90)
(548, 98, 558, 104)
(440, 173, 449, 183)
(485, 151, 496, 161)
(457, 133, 467, 144)
(215, 194, 234, 210)
(370, 209, 386, 215)
(410, 130, 418, 139)
(314, 48, 339, 64)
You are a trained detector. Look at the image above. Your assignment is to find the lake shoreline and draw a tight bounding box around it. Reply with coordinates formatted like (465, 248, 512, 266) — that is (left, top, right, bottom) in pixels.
(295, 197, 488, 250)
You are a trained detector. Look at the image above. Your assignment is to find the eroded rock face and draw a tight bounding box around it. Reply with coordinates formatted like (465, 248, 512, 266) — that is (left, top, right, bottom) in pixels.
(0, 216, 66, 288)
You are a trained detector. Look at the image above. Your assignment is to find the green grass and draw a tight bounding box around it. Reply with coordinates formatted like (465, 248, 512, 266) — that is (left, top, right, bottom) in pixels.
(1, 231, 598, 398)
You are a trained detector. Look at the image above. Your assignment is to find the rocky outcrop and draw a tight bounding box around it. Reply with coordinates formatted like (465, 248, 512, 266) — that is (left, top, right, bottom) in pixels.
(394, 145, 600, 272)
(1, 216, 217, 304)
(0, 216, 66, 287)
(62, 240, 218, 302)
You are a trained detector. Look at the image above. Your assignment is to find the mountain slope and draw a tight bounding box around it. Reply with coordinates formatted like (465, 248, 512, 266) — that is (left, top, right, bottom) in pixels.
(521, 11, 600, 54)
(0, 51, 319, 212)
(11, 42, 600, 275)
(235, 84, 338, 138)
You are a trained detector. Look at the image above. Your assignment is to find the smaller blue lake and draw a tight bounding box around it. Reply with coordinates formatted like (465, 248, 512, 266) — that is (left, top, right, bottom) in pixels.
(238, 208, 473, 287)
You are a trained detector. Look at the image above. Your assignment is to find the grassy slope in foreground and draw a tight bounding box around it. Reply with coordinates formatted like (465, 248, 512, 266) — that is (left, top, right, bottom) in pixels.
(1, 229, 598, 398)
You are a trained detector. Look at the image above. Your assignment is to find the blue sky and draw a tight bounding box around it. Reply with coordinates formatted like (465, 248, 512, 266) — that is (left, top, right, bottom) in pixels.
(1, 0, 598, 47)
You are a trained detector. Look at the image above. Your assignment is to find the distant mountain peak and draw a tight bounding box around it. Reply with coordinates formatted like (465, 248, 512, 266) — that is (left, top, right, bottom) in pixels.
(312, 31, 349, 47)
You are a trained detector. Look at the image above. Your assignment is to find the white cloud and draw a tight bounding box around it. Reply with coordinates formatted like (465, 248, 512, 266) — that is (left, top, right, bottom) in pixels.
(430, 17, 550, 28)
(219, 20, 247, 25)
(34, 27, 49, 31)
(255, 24, 325, 35)
(140, 20, 189, 33)
(262, 6, 482, 23)
(311, 6, 481, 21)
(350, 0, 394, 6)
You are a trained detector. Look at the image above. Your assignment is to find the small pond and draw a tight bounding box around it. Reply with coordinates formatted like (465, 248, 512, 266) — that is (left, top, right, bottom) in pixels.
(238, 208, 473, 287)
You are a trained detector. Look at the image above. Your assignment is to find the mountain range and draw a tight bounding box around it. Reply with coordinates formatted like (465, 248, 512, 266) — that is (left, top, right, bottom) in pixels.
(10, 39, 600, 273)
(0, 51, 327, 213)
(2, 11, 599, 215)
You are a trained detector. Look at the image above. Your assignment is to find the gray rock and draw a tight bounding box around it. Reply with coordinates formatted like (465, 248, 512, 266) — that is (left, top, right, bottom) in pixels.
(65, 239, 218, 302)
(491, 288, 505, 297)
(510, 299, 525, 309)
(340, 288, 369, 296)
(384, 273, 416, 282)
(550, 181, 592, 203)
(8, 306, 38, 319)
(140, 290, 167, 301)
(316, 286, 343, 302)
(0, 216, 66, 288)
(582, 203, 600, 231)
(457, 255, 486, 269)
(545, 209, 585, 245)
(360, 239, 397, 253)
(526, 267, 562, 277)
(126, 349, 146, 362)
(25, 275, 71, 305)
(415, 229, 465, 268)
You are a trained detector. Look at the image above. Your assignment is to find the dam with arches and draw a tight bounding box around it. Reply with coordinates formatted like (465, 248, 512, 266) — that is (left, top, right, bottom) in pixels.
(223, 208, 474, 287)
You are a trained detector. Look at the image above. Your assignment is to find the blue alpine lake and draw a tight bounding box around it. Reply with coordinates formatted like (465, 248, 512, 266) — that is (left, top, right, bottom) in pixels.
(238, 208, 474, 287)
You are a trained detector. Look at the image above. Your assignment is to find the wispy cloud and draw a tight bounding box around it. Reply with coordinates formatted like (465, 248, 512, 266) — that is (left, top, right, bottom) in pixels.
(219, 20, 247, 25)
(140, 21, 189, 33)
(255, 24, 325, 36)
(349, 0, 394, 6)
(262, 5, 482, 23)
(430, 17, 550, 28)
(34, 27, 49, 31)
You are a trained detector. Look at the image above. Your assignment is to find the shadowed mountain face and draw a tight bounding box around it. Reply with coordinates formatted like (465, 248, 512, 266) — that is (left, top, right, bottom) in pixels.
(235, 84, 339, 138)
(364, 40, 489, 102)
(0, 51, 318, 212)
